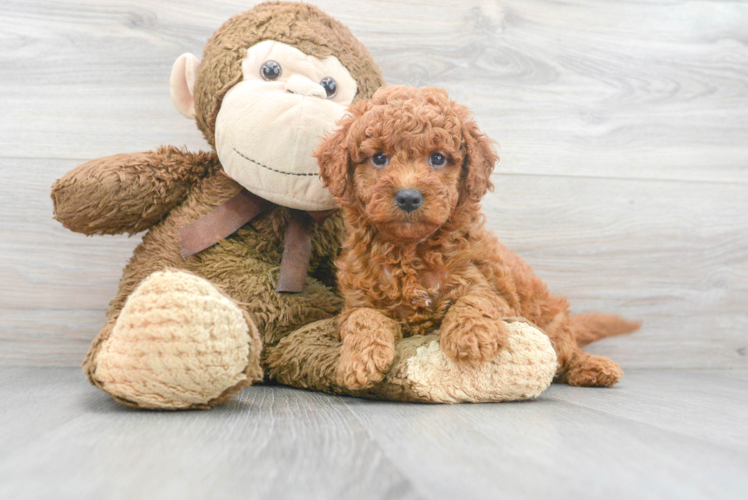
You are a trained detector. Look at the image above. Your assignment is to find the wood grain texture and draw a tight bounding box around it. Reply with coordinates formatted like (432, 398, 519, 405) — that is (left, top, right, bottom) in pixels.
(1, 367, 746, 499)
(1, 0, 747, 366)
(545, 369, 748, 451)
(0, 367, 422, 500)
(345, 375, 748, 500)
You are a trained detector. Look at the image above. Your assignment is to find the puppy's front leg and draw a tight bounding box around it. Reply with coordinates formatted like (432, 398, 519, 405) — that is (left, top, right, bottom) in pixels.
(440, 282, 511, 366)
(337, 308, 402, 390)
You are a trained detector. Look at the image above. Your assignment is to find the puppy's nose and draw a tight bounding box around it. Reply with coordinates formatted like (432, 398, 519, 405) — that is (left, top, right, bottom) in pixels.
(395, 189, 423, 213)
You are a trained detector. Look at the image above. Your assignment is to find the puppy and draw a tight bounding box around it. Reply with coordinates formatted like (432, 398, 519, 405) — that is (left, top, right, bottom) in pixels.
(316, 86, 639, 391)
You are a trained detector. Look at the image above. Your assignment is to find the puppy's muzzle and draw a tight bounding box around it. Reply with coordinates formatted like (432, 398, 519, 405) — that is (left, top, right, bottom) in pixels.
(395, 189, 423, 213)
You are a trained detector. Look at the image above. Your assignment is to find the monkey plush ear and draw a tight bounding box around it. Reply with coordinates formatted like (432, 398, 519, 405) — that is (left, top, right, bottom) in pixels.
(170, 53, 201, 119)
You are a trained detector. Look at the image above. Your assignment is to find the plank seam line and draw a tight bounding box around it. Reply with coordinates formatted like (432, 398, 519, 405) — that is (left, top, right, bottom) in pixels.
(2, 156, 745, 187)
(495, 171, 748, 187)
(339, 401, 432, 500)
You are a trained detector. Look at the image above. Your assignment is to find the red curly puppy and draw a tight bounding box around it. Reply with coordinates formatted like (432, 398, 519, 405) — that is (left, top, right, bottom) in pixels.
(316, 86, 639, 391)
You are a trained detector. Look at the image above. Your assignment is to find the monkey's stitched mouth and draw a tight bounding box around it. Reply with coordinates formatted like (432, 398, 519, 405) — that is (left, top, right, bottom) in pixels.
(233, 148, 317, 177)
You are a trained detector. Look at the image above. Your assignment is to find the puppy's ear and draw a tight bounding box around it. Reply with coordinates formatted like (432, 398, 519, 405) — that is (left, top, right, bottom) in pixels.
(315, 100, 369, 202)
(315, 117, 353, 201)
(454, 103, 498, 202)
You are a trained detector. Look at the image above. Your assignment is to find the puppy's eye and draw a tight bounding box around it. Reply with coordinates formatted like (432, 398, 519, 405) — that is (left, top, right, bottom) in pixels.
(371, 153, 389, 167)
(429, 152, 447, 168)
(260, 60, 282, 81)
(320, 77, 337, 98)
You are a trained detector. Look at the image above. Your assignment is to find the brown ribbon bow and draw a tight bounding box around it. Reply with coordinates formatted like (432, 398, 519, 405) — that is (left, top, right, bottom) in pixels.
(178, 188, 334, 293)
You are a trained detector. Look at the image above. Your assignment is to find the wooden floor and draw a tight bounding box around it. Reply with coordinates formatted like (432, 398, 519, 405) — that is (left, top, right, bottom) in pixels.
(0, 367, 746, 499)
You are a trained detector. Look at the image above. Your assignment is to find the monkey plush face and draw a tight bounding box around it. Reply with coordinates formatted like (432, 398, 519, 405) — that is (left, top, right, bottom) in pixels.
(214, 41, 357, 210)
(168, 2, 385, 211)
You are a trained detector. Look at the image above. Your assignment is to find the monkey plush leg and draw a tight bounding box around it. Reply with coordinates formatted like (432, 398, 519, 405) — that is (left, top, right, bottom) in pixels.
(88, 270, 263, 409)
(265, 318, 557, 403)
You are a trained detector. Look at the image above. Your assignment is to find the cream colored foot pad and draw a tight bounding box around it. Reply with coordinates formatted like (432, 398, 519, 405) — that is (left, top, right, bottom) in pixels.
(95, 270, 252, 409)
(392, 320, 557, 403)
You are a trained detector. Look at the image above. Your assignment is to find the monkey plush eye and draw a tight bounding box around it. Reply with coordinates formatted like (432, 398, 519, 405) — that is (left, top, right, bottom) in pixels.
(429, 152, 447, 168)
(320, 77, 337, 98)
(260, 60, 282, 81)
(371, 153, 389, 167)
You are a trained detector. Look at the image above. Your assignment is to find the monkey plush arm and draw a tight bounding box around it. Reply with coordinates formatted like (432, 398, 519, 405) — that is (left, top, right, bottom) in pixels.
(52, 146, 221, 235)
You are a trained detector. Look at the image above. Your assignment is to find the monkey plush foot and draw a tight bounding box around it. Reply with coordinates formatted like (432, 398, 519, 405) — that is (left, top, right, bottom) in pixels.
(379, 319, 557, 402)
(266, 318, 558, 403)
(92, 270, 263, 409)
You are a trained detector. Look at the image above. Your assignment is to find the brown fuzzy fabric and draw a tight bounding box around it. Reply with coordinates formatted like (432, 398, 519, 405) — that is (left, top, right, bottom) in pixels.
(194, 1, 385, 148)
(66, 170, 349, 383)
(571, 313, 642, 348)
(316, 86, 640, 388)
(51, 2, 385, 408)
(51, 147, 221, 235)
(264, 318, 431, 401)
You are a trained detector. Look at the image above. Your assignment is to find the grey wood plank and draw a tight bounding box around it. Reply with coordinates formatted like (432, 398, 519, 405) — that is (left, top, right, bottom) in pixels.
(0, 158, 140, 312)
(0, 367, 423, 500)
(0, 0, 746, 184)
(0, 309, 110, 365)
(344, 371, 748, 500)
(3, 367, 747, 500)
(0, 366, 113, 452)
(544, 370, 748, 452)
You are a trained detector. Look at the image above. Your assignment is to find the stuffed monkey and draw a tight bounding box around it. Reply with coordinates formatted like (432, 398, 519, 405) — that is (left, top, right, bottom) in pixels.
(51, 2, 558, 409)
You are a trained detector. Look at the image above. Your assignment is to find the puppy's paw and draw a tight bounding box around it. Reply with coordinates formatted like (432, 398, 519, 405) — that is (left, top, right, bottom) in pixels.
(440, 316, 509, 366)
(336, 338, 396, 391)
(564, 354, 623, 387)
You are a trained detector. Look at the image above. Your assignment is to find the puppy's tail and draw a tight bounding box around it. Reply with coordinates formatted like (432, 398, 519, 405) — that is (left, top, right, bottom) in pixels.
(570, 313, 641, 347)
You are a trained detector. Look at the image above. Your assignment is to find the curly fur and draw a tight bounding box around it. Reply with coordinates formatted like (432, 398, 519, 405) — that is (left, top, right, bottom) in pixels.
(316, 86, 639, 390)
